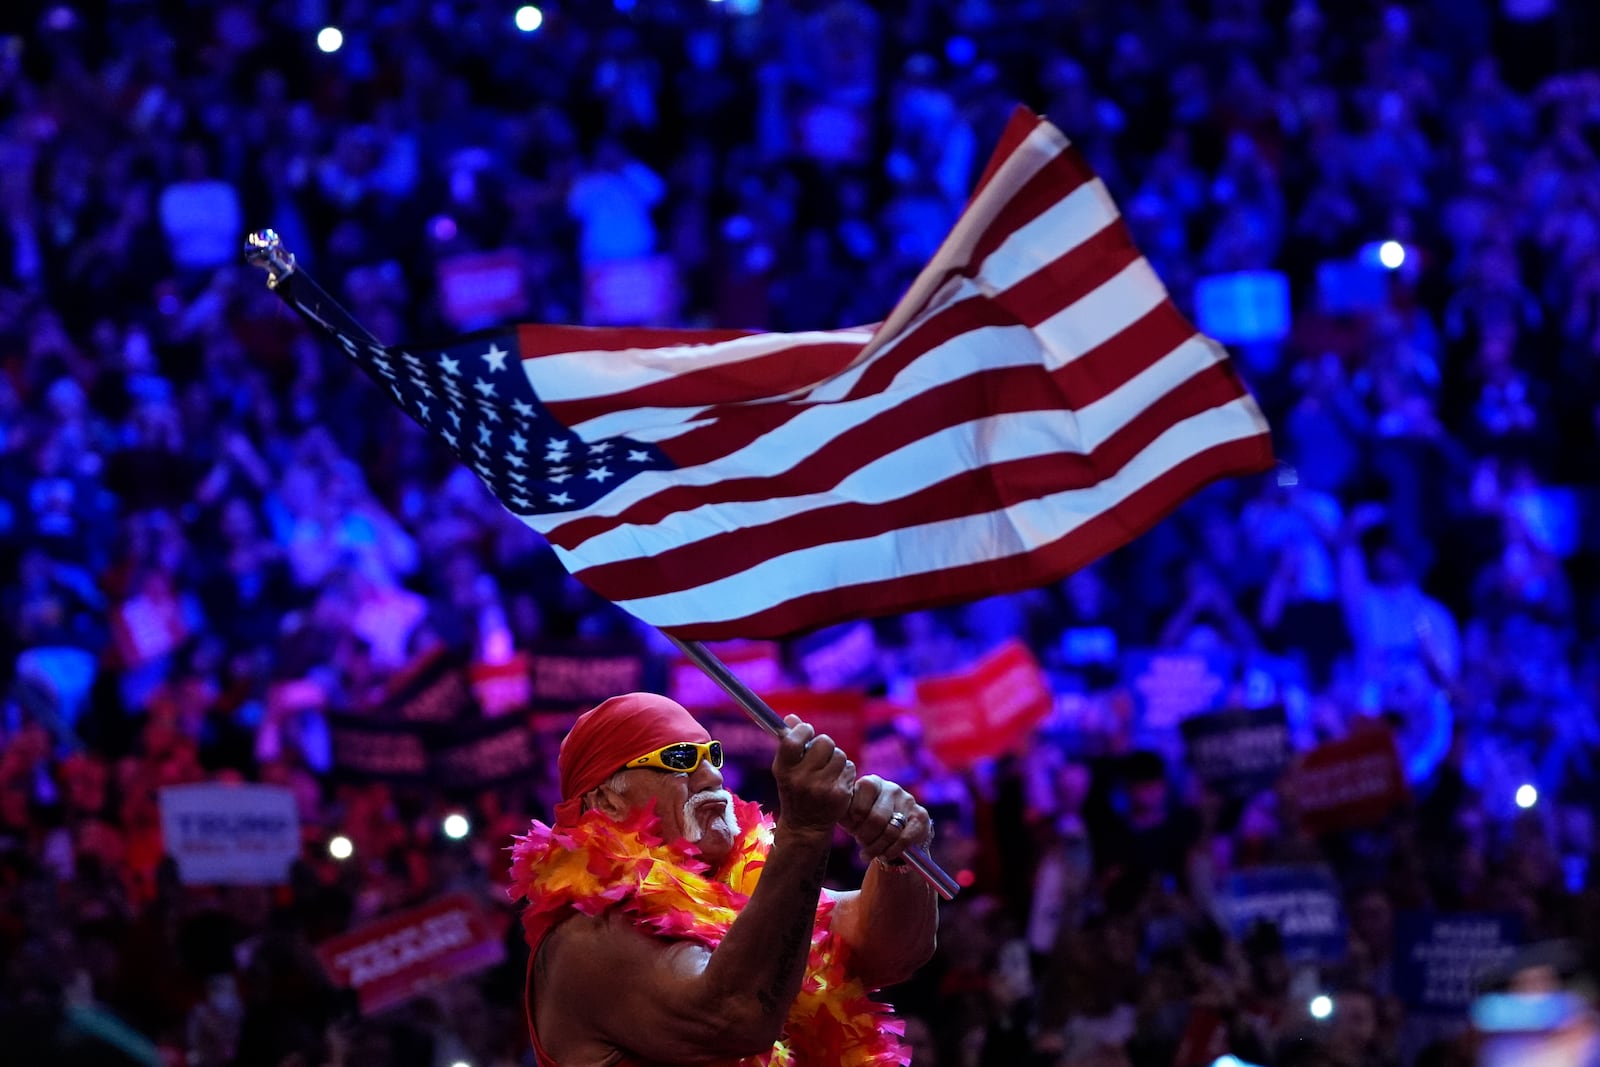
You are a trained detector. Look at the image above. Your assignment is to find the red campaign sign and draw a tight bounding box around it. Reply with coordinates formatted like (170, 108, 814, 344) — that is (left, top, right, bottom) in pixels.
(437, 249, 528, 330)
(669, 641, 785, 711)
(469, 653, 533, 718)
(865, 700, 902, 728)
(764, 690, 866, 762)
(1291, 726, 1410, 835)
(318, 892, 506, 1015)
(913, 640, 1053, 770)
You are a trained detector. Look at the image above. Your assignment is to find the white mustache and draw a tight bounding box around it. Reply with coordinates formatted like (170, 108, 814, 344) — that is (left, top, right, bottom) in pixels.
(688, 789, 732, 811)
(682, 790, 738, 842)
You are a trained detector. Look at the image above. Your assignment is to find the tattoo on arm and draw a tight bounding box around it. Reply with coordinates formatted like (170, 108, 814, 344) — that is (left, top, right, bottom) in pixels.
(754, 851, 828, 1016)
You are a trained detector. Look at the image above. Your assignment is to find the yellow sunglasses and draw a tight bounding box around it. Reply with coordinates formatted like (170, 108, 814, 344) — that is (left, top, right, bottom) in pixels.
(624, 740, 724, 774)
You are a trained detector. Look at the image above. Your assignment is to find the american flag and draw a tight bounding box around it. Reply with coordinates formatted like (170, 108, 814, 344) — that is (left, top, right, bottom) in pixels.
(294, 108, 1274, 641)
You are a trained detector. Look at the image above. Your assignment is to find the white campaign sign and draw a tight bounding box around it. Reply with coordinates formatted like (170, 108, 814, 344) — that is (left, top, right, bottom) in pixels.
(158, 783, 301, 886)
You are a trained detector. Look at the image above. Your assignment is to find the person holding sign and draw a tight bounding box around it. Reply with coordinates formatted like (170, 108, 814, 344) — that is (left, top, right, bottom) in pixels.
(510, 692, 938, 1066)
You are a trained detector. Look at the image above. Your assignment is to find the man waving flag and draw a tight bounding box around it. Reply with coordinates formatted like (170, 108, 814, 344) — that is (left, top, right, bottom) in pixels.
(286, 107, 1274, 641)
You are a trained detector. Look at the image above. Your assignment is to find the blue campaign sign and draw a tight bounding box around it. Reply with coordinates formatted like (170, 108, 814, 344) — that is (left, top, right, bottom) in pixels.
(1124, 648, 1235, 738)
(1180, 705, 1293, 800)
(1220, 866, 1346, 963)
(794, 621, 882, 692)
(1394, 913, 1523, 1016)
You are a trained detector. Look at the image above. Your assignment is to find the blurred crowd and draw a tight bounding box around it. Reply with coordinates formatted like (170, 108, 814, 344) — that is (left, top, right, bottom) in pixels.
(3, 0, 1600, 1065)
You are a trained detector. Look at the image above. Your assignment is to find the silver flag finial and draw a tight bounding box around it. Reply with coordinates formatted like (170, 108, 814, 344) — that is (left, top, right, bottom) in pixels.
(244, 229, 296, 288)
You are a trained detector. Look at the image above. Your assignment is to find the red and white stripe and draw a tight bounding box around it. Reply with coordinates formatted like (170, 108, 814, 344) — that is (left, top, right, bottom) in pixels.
(512, 108, 1274, 640)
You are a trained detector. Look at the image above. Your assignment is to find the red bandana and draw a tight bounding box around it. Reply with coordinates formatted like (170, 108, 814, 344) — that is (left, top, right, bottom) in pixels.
(554, 692, 711, 826)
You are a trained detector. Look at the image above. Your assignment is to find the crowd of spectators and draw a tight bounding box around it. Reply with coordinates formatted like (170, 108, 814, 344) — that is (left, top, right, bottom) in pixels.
(3, 0, 1600, 1065)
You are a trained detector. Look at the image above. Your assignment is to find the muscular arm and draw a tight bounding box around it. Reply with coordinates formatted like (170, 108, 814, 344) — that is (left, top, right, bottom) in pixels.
(829, 774, 939, 990)
(827, 863, 938, 990)
(541, 721, 853, 1066)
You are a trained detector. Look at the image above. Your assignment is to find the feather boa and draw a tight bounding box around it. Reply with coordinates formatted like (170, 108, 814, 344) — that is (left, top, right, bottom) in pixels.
(509, 800, 908, 1067)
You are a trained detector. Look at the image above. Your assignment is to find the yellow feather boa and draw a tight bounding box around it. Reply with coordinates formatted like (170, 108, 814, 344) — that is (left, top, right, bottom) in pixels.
(509, 799, 908, 1067)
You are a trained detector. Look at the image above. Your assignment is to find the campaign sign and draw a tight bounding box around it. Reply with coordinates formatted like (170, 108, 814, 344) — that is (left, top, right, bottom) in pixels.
(468, 652, 533, 718)
(438, 249, 528, 330)
(794, 621, 880, 692)
(1180, 706, 1293, 800)
(1219, 866, 1345, 962)
(669, 641, 785, 711)
(432, 718, 539, 791)
(582, 256, 679, 327)
(159, 783, 301, 886)
(1194, 269, 1291, 345)
(328, 715, 434, 784)
(330, 713, 535, 791)
(1290, 727, 1409, 835)
(768, 690, 866, 761)
(695, 711, 777, 767)
(529, 707, 582, 749)
(528, 707, 582, 781)
(366, 649, 479, 725)
(318, 893, 506, 1015)
(914, 640, 1053, 769)
(1394, 913, 1522, 1016)
(528, 646, 650, 708)
(698, 690, 864, 769)
(1124, 649, 1232, 737)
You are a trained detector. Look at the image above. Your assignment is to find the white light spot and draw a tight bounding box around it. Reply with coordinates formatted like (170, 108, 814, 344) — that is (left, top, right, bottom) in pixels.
(316, 26, 344, 53)
(1309, 994, 1334, 1020)
(1378, 240, 1405, 270)
(443, 813, 471, 840)
(1516, 784, 1538, 809)
(514, 6, 543, 31)
(328, 835, 354, 860)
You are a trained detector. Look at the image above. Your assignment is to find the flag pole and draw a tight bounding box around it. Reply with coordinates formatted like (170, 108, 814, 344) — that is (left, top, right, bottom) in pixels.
(245, 229, 386, 349)
(244, 230, 960, 901)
